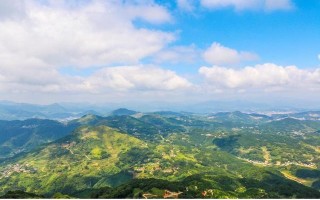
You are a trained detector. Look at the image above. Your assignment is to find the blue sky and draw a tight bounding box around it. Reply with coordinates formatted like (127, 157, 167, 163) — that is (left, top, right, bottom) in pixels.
(59, 0, 320, 74)
(0, 0, 320, 108)
(145, 0, 320, 73)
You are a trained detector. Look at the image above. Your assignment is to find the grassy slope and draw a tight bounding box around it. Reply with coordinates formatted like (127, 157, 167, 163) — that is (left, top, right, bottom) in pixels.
(0, 124, 319, 198)
(0, 119, 77, 159)
(0, 126, 146, 195)
(1, 113, 320, 198)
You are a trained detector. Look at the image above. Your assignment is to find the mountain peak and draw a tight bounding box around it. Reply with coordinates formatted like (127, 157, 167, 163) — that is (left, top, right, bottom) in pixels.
(76, 114, 102, 125)
(111, 108, 138, 116)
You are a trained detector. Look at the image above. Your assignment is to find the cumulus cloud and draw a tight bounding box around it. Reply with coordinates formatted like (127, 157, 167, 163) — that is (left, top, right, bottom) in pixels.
(264, 0, 293, 11)
(0, 0, 174, 69)
(0, 0, 26, 20)
(123, 2, 172, 24)
(199, 63, 320, 90)
(0, 0, 312, 105)
(203, 42, 258, 65)
(0, 63, 191, 94)
(0, 53, 82, 94)
(83, 66, 192, 92)
(200, 0, 293, 11)
(0, 0, 189, 101)
(152, 45, 200, 64)
(177, 0, 196, 11)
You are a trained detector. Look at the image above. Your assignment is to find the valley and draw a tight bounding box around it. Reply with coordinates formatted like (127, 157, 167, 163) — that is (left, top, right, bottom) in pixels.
(0, 109, 320, 198)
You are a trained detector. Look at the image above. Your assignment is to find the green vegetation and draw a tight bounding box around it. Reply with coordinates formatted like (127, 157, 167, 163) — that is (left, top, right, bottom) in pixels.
(111, 108, 137, 116)
(90, 172, 320, 199)
(0, 119, 78, 159)
(0, 190, 44, 199)
(0, 110, 320, 198)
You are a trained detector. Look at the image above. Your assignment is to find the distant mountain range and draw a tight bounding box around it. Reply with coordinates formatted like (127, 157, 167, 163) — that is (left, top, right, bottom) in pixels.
(1, 100, 320, 121)
(0, 101, 105, 120)
(1, 107, 320, 160)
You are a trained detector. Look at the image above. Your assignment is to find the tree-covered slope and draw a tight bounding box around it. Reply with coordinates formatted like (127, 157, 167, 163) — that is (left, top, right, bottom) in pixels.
(0, 123, 319, 198)
(0, 126, 146, 195)
(0, 119, 78, 159)
(1, 111, 320, 198)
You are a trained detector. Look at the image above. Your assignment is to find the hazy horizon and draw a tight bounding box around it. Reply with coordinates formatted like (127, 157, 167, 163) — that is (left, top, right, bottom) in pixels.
(1, 98, 320, 114)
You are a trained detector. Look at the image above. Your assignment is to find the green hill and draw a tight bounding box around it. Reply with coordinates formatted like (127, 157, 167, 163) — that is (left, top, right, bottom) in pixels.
(0, 190, 44, 199)
(0, 111, 320, 198)
(90, 172, 320, 199)
(0, 125, 147, 195)
(0, 119, 77, 159)
(0, 123, 319, 198)
(111, 108, 137, 116)
(72, 114, 186, 141)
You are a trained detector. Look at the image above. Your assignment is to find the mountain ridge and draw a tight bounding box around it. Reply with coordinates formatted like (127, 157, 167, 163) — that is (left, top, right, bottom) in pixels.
(0, 110, 320, 198)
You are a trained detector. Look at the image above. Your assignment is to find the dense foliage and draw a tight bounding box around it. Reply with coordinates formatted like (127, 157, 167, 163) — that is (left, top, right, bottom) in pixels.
(0, 110, 320, 198)
(0, 119, 78, 159)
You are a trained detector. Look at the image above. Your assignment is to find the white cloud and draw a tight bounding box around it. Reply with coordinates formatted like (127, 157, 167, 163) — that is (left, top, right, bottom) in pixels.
(152, 45, 200, 64)
(0, 63, 192, 94)
(200, 0, 293, 11)
(0, 0, 26, 20)
(203, 42, 258, 65)
(0, 0, 190, 100)
(0, 0, 174, 69)
(0, 52, 82, 93)
(123, 2, 172, 24)
(201, 0, 259, 10)
(264, 0, 293, 11)
(177, 0, 196, 11)
(83, 66, 192, 92)
(199, 63, 320, 90)
(318, 54, 320, 60)
(0, 0, 311, 106)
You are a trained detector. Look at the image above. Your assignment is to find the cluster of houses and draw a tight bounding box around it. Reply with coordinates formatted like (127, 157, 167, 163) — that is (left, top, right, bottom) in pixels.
(0, 164, 37, 179)
(239, 157, 316, 168)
